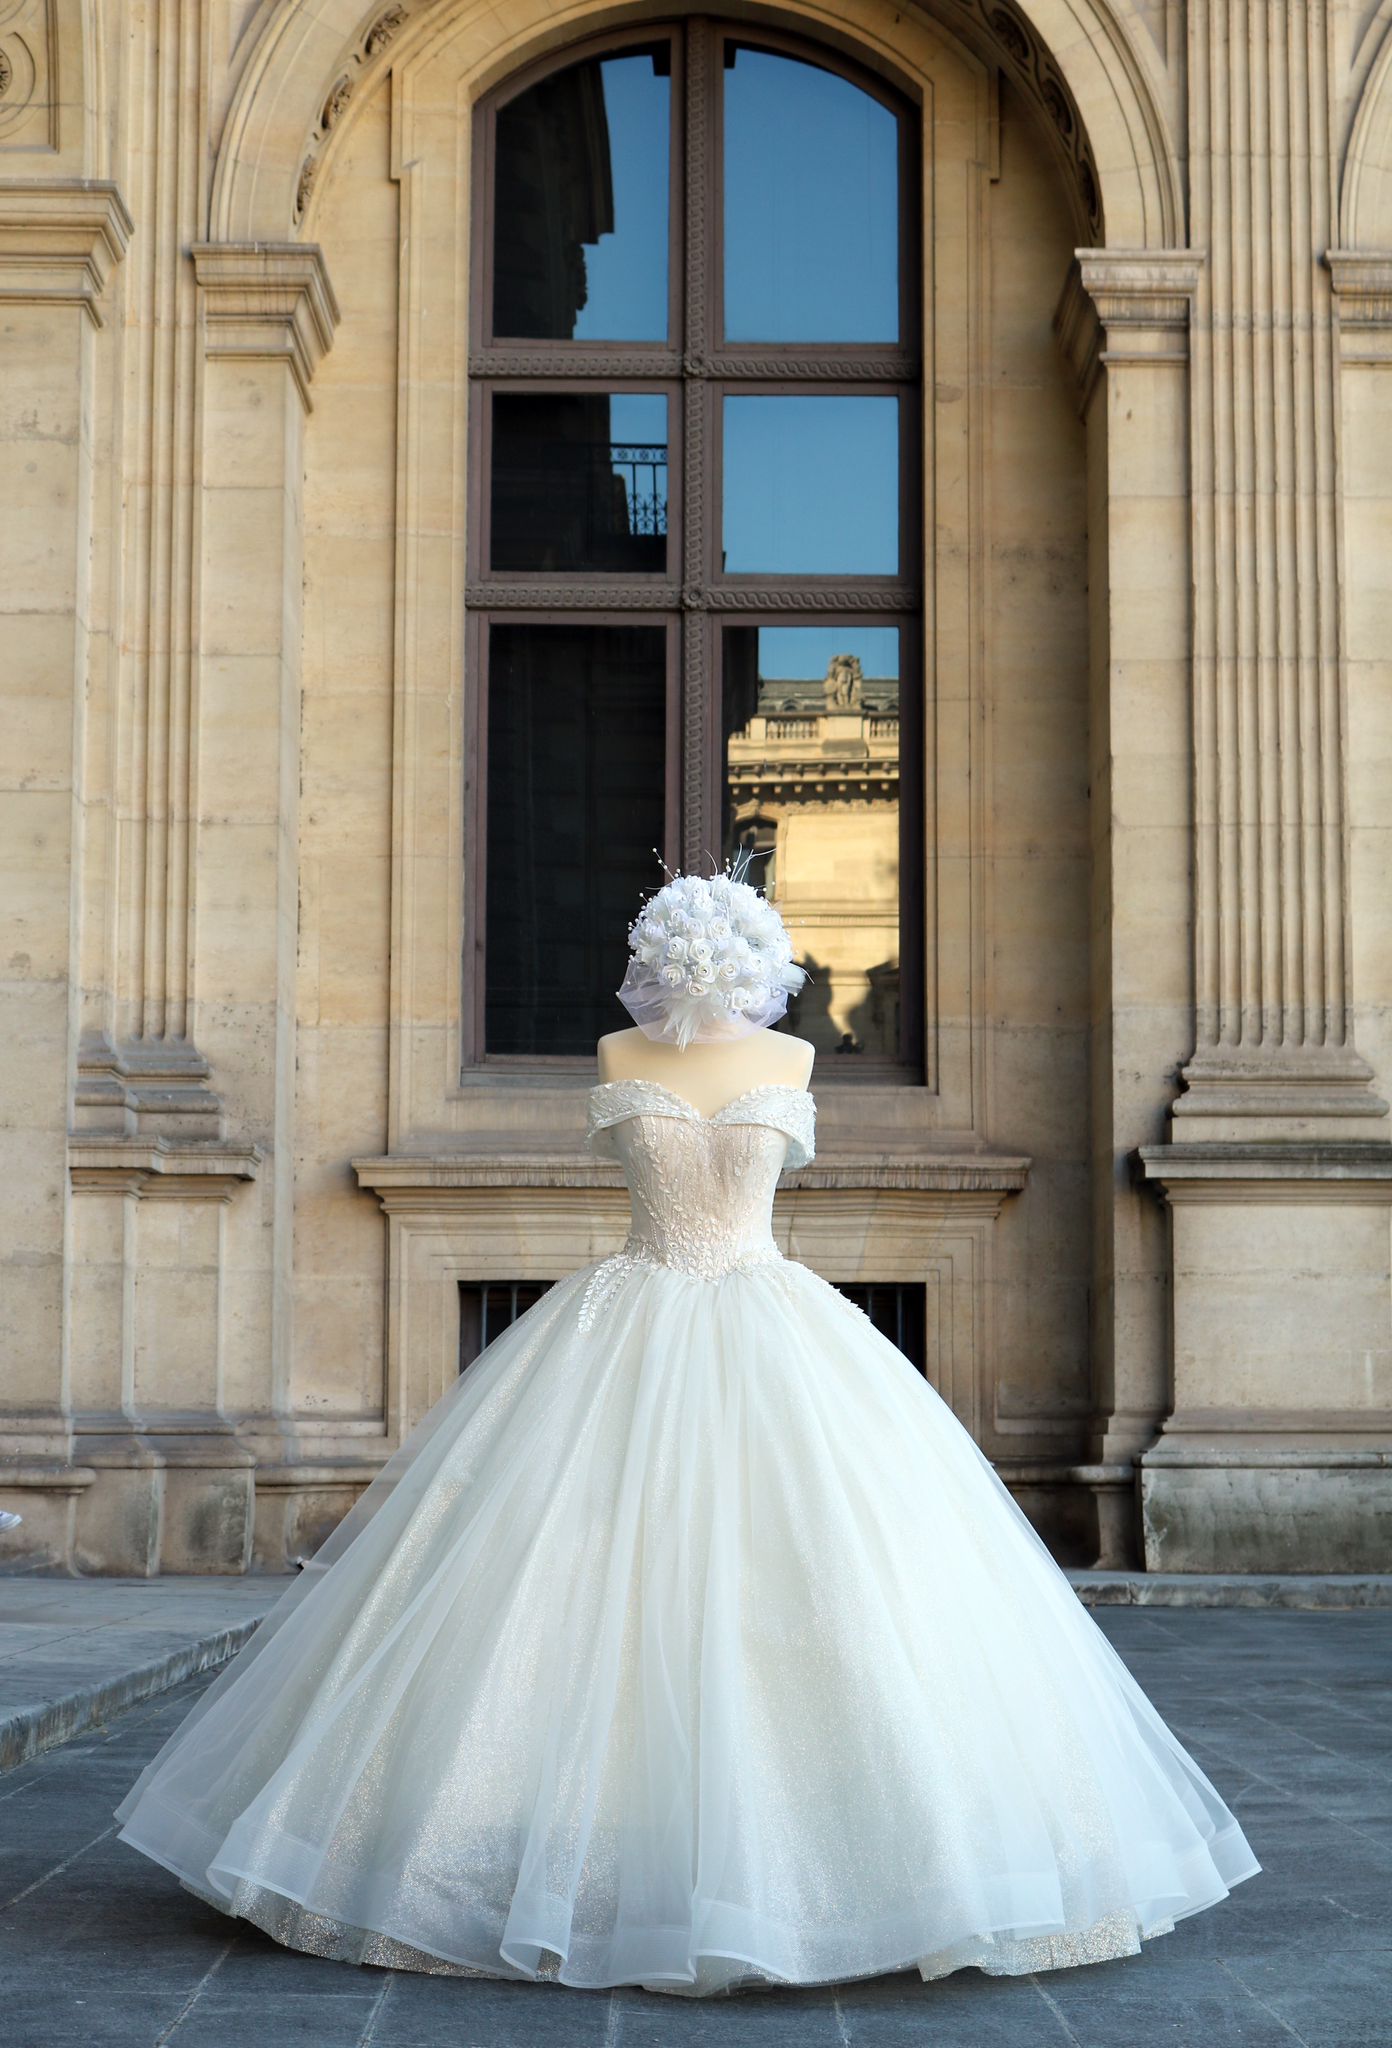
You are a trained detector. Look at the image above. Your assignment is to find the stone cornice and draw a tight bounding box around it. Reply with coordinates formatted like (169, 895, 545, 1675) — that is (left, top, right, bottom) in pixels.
(0, 181, 133, 327)
(191, 242, 340, 409)
(1326, 249, 1392, 362)
(1055, 248, 1204, 412)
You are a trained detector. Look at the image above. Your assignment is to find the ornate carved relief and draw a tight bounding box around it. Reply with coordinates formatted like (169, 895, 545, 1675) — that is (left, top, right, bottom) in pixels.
(293, 2, 418, 222)
(0, 0, 50, 149)
(939, 0, 1103, 236)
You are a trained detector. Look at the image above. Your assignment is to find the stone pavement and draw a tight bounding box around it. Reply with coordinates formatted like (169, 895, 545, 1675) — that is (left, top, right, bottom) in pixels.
(0, 1577, 293, 1771)
(5, 1570, 1389, 1780)
(0, 1609, 1388, 2047)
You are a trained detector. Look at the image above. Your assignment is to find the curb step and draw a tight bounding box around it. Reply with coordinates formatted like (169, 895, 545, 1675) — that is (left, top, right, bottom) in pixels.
(0, 1614, 267, 1773)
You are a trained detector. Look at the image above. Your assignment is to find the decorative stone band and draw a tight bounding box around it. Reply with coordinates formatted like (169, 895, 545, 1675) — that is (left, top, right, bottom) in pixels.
(191, 242, 341, 411)
(0, 180, 133, 328)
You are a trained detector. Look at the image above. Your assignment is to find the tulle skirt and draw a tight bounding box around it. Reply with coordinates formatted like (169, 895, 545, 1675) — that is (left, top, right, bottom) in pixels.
(114, 1258, 1259, 1995)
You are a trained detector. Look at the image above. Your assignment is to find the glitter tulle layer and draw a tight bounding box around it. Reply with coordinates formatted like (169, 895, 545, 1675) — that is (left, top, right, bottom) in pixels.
(115, 1258, 1258, 1996)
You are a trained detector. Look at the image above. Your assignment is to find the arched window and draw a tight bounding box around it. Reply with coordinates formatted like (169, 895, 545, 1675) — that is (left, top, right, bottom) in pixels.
(468, 18, 921, 1067)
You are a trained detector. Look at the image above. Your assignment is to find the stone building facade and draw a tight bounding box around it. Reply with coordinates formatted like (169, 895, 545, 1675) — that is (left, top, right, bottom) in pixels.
(2, 0, 1391, 1577)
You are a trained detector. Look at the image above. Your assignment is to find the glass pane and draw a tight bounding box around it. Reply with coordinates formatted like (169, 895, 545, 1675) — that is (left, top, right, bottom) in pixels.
(722, 626, 902, 1058)
(724, 46, 899, 343)
(722, 397, 899, 575)
(486, 624, 666, 1055)
(493, 47, 671, 341)
(490, 393, 668, 573)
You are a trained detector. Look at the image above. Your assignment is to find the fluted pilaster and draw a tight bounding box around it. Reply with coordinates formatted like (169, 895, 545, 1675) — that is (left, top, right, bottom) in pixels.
(1177, 0, 1385, 1133)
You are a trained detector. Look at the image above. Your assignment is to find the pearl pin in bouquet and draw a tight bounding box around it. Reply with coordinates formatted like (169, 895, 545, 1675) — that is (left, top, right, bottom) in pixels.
(616, 846, 809, 1049)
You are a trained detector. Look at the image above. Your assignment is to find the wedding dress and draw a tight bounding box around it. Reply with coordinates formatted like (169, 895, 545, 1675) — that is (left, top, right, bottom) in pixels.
(114, 1078, 1259, 1995)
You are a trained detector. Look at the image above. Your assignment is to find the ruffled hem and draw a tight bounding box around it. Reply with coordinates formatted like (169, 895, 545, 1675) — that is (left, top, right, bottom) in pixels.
(135, 1816, 1260, 1999)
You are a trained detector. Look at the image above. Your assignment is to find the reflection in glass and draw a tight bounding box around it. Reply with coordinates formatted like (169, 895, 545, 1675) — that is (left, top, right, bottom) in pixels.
(724, 46, 900, 343)
(722, 626, 901, 1058)
(722, 397, 899, 575)
(487, 624, 666, 1054)
(491, 393, 668, 573)
(493, 47, 670, 340)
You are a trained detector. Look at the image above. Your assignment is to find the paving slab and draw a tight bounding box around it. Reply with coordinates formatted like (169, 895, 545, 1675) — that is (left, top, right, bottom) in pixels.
(0, 1576, 293, 1772)
(3, 1569, 1388, 1783)
(0, 1610, 1387, 2047)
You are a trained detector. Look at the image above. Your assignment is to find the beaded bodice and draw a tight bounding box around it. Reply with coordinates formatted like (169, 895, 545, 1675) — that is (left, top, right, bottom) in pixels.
(579, 1081, 815, 1322)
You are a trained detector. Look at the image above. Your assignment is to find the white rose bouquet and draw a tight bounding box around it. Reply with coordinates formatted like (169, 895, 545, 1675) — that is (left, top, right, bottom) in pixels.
(616, 850, 808, 1048)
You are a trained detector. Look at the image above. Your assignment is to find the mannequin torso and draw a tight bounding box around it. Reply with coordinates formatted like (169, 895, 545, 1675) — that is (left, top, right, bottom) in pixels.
(596, 1025, 815, 1116)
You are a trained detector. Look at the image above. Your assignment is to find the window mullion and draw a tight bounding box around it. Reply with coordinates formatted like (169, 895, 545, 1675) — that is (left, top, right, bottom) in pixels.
(680, 16, 715, 870)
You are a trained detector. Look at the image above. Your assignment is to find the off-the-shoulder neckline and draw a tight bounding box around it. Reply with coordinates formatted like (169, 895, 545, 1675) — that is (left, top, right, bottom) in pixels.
(588, 1078, 814, 1124)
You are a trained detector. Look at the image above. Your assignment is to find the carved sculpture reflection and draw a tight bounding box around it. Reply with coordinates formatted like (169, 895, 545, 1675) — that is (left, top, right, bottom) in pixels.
(724, 642, 901, 1059)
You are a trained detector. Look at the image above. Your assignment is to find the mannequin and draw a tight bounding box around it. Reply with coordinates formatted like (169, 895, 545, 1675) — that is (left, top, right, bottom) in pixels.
(596, 1023, 815, 1116)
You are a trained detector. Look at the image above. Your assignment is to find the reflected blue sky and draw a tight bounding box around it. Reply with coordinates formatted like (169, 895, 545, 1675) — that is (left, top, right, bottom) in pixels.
(724, 47, 899, 343)
(751, 626, 900, 680)
(608, 394, 666, 446)
(574, 55, 670, 341)
(722, 396, 899, 575)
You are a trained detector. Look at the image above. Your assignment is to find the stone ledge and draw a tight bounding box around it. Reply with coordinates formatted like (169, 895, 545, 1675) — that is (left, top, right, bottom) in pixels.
(353, 1153, 1033, 1198)
(69, 1137, 262, 1199)
(1137, 1139, 1392, 1201)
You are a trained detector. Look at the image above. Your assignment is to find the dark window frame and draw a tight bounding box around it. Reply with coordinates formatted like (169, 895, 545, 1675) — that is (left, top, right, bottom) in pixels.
(465, 14, 924, 1074)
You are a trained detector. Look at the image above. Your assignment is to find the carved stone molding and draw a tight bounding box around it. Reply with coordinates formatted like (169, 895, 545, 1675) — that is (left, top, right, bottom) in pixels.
(293, 3, 416, 223)
(934, 0, 1106, 238)
(68, 1137, 262, 1200)
(1327, 250, 1392, 363)
(1054, 249, 1202, 411)
(0, 180, 132, 326)
(1168, 1046, 1388, 1127)
(191, 243, 340, 409)
(74, 1033, 225, 1142)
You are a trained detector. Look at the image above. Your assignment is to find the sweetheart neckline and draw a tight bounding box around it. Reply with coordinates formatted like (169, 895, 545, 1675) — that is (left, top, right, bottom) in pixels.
(588, 1078, 814, 1124)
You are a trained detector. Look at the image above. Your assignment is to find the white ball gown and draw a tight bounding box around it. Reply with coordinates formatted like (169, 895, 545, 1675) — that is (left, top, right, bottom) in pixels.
(115, 1078, 1259, 1996)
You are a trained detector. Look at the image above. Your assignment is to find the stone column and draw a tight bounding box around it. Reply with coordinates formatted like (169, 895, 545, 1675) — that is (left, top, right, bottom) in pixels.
(1174, 0, 1382, 1131)
(1055, 252, 1202, 1566)
(1136, 2, 1392, 1570)
(0, 183, 131, 1562)
(54, 243, 338, 1574)
(187, 243, 339, 1546)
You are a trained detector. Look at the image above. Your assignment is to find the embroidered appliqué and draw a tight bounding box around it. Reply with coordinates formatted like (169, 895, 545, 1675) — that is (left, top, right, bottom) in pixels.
(577, 1238, 796, 1333)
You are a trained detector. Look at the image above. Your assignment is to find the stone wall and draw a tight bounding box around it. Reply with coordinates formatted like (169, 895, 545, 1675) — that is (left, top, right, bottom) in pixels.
(1, 0, 1390, 1575)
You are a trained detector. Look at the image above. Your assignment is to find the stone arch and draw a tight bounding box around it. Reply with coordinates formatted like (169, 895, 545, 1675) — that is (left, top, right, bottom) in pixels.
(1341, 1, 1392, 247)
(209, 0, 1181, 251)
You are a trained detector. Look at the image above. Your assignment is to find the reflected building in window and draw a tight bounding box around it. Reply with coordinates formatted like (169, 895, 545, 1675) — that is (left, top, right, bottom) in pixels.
(725, 644, 901, 1060)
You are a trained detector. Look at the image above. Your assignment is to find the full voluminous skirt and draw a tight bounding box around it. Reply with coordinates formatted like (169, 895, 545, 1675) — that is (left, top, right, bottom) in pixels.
(115, 1259, 1259, 1995)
